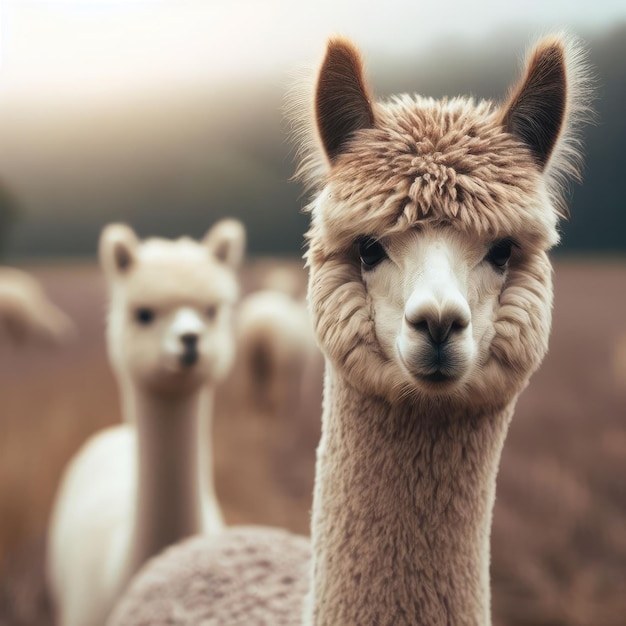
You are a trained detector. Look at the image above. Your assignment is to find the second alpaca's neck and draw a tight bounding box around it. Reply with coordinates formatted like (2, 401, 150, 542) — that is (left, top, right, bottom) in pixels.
(306, 368, 514, 626)
(124, 384, 219, 576)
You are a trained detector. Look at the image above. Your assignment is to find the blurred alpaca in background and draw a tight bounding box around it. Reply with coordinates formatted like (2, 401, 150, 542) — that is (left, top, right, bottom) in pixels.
(0, 267, 74, 348)
(46, 219, 245, 626)
(235, 279, 317, 418)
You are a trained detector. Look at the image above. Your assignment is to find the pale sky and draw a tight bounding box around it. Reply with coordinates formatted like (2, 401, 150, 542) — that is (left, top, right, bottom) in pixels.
(0, 0, 625, 102)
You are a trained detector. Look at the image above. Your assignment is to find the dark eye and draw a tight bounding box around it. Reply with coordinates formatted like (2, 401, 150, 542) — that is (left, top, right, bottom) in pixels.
(135, 307, 155, 325)
(358, 237, 387, 270)
(486, 239, 515, 271)
(206, 305, 217, 321)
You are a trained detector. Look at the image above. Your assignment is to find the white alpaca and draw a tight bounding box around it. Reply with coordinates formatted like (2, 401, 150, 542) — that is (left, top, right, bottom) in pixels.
(0, 267, 73, 348)
(235, 287, 316, 415)
(108, 34, 592, 625)
(46, 219, 245, 626)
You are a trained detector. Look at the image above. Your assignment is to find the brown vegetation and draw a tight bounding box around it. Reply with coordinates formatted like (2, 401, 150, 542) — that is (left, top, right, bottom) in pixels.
(0, 259, 624, 626)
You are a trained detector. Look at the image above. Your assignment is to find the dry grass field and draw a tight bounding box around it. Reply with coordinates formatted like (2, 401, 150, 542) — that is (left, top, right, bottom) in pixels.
(0, 258, 624, 626)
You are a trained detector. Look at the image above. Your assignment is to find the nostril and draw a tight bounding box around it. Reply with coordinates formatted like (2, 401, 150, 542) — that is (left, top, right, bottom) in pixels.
(411, 319, 430, 334)
(407, 313, 469, 345)
(450, 315, 469, 332)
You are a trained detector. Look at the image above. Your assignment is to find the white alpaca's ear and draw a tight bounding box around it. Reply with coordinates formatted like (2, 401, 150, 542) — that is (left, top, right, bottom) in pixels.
(315, 37, 375, 163)
(500, 37, 569, 170)
(203, 219, 246, 269)
(99, 224, 139, 277)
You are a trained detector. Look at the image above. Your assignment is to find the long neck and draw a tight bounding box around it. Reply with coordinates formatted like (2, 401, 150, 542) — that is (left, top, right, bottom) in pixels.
(306, 368, 514, 626)
(124, 385, 215, 575)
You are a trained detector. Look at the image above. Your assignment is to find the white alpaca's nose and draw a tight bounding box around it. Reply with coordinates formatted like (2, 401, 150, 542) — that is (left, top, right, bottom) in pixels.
(164, 308, 205, 363)
(180, 332, 199, 349)
(171, 308, 205, 339)
(404, 247, 471, 346)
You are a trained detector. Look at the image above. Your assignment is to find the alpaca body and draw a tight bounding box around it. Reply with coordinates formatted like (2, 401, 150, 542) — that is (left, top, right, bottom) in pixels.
(47, 220, 245, 626)
(48, 399, 221, 626)
(109, 35, 591, 625)
(48, 426, 135, 626)
(110, 526, 310, 625)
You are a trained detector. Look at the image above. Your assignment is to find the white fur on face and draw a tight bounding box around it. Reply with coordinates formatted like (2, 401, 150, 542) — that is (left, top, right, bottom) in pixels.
(363, 228, 506, 394)
(110, 299, 234, 393)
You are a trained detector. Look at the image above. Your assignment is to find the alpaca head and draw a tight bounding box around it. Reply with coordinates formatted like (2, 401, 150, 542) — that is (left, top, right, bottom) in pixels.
(100, 220, 245, 396)
(297, 35, 591, 412)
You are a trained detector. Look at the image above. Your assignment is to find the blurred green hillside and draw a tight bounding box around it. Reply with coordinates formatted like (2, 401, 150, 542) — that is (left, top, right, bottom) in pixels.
(0, 24, 624, 260)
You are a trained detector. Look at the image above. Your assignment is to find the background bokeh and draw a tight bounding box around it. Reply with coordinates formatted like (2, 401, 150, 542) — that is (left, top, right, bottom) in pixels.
(0, 1, 625, 259)
(0, 2, 624, 625)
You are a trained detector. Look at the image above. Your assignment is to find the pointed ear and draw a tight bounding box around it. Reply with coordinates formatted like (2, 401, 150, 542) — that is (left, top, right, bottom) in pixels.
(315, 37, 375, 163)
(203, 219, 246, 269)
(99, 223, 139, 277)
(499, 37, 568, 170)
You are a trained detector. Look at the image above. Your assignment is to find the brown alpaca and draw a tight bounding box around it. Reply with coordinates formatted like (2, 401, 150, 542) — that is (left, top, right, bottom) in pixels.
(108, 33, 592, 626)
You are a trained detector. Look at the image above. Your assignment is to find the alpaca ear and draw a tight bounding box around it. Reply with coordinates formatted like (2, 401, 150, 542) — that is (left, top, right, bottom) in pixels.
(315, 37, 375, 163)
(499, 37, 568, 170)
(203, 219, 246, 269)
(99, 223, 139, 277)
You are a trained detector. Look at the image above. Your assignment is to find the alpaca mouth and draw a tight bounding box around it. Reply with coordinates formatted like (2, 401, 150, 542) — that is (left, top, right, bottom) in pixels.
(397, 341, 465, 387)
(417, 369, 457, 384)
